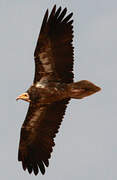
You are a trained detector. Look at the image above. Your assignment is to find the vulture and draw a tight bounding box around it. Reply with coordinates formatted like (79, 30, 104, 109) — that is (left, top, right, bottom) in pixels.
(16, 5, 101, 175)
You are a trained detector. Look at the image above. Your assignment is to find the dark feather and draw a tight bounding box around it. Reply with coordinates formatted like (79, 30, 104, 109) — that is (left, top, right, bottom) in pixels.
(43, 159, 49, 167)
(54, 6, 62, 19)
(18, 5, 74, 175)
(57, 7, 67, 22)
(38, 161, 45, 175)
(27, 165, 33, 174)
(62, 13, 73, 23)
(33, 164, 39, 175)
(34, 5, 74, 83)
(18, 99, 70, 175)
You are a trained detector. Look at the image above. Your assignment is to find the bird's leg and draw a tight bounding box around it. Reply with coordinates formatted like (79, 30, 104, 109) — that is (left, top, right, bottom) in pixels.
(67, 80, 101, 99)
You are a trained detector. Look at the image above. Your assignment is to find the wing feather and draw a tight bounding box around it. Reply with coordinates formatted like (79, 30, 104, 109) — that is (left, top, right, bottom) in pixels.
(18, 99, 69, 175)
(34, 5, 74, 83)
(18, 5, 74, 175)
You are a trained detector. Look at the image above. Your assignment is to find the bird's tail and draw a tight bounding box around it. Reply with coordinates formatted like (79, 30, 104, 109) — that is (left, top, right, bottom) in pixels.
(67, 80, 101, 99)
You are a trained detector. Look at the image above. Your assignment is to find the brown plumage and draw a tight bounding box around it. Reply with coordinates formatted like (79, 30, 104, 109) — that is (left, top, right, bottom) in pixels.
(16, 5, 101, 175)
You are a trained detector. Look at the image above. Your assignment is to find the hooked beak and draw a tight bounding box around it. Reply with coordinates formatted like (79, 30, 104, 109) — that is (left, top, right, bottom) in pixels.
(16, 93, 31, 102)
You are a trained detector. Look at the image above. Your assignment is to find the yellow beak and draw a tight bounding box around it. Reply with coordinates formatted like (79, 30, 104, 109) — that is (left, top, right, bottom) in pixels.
(16, 93, 30, 102)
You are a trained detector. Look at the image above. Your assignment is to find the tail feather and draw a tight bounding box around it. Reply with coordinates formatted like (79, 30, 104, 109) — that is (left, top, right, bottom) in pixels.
(68, 80, 101, 99)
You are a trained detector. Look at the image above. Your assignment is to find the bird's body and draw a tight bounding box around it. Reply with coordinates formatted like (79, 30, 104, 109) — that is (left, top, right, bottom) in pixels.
(25, 80, 100, 105)
(16, 5, 101, 175)
(27, 81, 68, 104)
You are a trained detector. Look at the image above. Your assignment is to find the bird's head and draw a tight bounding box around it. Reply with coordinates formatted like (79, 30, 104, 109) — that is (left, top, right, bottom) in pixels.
(16, 92, 31, 102)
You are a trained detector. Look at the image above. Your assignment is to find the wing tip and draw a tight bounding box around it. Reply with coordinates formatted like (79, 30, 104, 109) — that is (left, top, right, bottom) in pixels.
(43, 159, 49, 167)
(53, 4, 56, 11)
(20, 159, 47, 175)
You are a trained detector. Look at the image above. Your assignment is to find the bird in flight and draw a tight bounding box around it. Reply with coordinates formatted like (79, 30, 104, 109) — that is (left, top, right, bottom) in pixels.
(16, 5, 101, 175)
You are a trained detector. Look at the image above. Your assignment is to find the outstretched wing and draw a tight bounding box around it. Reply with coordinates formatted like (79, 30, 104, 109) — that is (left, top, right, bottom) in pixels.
(18, 5, 74, 175)
(18, 99, 68, 175)
(34, 5, 74, 83)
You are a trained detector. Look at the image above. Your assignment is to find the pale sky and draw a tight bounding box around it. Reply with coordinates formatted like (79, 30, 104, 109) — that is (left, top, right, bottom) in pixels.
(1, 0, 117, 179)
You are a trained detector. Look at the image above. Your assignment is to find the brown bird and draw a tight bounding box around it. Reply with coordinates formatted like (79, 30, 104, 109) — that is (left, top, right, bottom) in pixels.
(16, 5, 101, 175)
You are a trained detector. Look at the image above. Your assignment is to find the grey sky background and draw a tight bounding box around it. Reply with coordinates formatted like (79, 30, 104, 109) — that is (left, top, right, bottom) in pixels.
(1, 0, 117, 179)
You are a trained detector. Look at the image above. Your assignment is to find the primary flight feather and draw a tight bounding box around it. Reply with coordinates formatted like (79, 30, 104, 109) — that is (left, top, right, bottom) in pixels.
(16, 5, 101, 175)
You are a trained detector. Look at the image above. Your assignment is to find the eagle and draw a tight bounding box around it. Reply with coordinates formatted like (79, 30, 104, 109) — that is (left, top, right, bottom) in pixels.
(16, 5, 101, 175)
